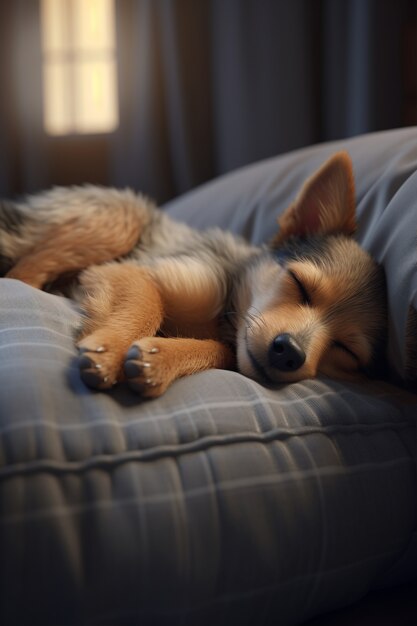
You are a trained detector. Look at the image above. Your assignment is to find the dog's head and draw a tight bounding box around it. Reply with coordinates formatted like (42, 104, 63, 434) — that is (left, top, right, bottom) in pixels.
(235, 152, 387, 384)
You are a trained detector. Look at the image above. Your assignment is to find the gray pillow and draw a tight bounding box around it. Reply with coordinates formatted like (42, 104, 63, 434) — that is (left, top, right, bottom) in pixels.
(0, 279, 416, 626)
(166, 126, 417, 383)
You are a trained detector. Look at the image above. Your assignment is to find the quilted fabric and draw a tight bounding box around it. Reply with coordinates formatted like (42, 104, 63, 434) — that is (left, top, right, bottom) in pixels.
(0, 279, 415, 626)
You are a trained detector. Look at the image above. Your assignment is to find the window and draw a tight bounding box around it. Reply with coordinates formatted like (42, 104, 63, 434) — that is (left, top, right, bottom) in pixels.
(40, 0, 119, 135)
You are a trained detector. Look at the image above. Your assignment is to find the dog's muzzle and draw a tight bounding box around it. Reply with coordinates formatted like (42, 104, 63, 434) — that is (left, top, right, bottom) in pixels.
(268, 333, 306, 372)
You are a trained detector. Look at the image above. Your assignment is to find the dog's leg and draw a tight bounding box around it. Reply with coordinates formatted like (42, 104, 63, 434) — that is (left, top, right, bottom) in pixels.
(6, 208, 144, 289)
(123, 336, 235, 399)
(76, 263, 164, 389)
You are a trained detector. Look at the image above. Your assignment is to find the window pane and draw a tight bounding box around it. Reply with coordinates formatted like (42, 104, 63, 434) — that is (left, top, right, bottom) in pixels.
(74, 60, 118, 133)
(43, 61, 72, 135)
(73, 0, 116, 52)
(41, 0, 119, 135)
(40, 0, 71, 53)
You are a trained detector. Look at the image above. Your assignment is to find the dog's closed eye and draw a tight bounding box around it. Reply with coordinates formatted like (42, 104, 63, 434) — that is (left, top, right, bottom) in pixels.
(288, 270, 312, 307)
(332, 340, 359, 364)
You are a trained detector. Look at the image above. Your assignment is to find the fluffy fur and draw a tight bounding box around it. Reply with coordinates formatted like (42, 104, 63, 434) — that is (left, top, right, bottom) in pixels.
(0, 152, 387, 398)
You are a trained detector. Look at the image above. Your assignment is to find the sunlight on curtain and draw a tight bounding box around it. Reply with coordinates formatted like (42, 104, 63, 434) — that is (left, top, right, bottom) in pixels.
(41, 0, 119, 135)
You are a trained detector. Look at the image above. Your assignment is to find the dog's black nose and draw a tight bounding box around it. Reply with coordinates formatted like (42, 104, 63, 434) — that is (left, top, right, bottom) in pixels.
(268, 333, 306, 372)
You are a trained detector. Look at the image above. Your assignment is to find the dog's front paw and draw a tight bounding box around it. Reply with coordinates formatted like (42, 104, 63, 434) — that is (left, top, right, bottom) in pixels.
(77, 336, 121, 390)
(123, 338, 171, 399)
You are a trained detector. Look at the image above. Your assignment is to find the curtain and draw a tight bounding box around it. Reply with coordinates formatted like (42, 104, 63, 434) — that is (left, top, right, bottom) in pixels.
(0, 0, 414, 201)
(111, 0, 215, 202)
(0, 1, 47, 195)
(110, 0, 413, 203)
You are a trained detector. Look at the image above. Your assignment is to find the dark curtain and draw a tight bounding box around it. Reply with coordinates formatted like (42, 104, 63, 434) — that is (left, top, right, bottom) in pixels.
(112, 0, 216, 201)
(0, 1, 46, 195)
(0, 0, 415, 202)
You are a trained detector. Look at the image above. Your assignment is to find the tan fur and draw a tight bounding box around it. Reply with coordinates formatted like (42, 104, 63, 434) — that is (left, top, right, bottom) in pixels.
(126, 336, 235, 398)
(243, 261, 374, 383)
(77, 263, 164, 388)
(75, 262, 228, 389)
(151, 258, 226, 326)
(1, 151, 387, 398)
(285, 259, 375, 364)
(7, 201, 145, 288)
(272, 152, 356, 246)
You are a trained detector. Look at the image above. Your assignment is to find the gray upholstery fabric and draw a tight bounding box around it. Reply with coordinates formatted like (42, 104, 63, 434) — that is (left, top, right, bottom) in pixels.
(0, 129, 416, 625)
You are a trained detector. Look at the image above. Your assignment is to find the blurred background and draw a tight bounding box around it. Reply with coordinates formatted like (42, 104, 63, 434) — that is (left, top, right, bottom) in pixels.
(0, 0, 416, 203)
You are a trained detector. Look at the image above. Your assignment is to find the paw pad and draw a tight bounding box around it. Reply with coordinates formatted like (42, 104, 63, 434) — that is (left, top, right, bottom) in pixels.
(77, 346, 116, 389)
(123, 342, 163, 396)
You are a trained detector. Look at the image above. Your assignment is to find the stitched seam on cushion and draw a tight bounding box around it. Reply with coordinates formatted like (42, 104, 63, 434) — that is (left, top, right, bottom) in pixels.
(0, 457, 415, 525)
(0, 430, 414, 481)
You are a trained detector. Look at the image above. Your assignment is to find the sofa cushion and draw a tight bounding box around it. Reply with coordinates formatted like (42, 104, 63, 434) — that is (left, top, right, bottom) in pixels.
(0, 277, 415, 626)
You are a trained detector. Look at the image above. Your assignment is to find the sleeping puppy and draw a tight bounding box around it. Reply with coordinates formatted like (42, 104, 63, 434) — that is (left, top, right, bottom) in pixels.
(0, 152, 386, 398)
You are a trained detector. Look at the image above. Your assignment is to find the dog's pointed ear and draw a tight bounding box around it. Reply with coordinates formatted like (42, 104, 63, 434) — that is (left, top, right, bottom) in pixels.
(272, 152, 356, 246)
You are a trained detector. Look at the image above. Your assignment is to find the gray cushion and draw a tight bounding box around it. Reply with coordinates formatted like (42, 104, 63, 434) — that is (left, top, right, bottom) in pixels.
(0, 129, 416, 626)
